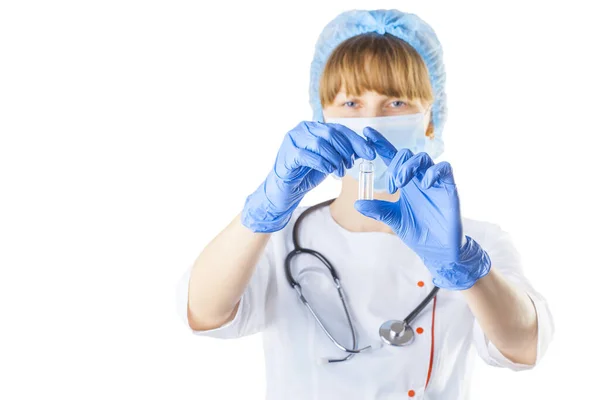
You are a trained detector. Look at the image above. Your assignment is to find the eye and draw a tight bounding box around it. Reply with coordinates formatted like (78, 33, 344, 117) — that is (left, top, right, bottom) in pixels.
(343, 101, 357, 107)
(390, 100, 406, 108)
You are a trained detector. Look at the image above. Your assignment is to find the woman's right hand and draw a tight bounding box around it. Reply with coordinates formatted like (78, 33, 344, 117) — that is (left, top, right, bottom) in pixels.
(241, 121, 375, 233)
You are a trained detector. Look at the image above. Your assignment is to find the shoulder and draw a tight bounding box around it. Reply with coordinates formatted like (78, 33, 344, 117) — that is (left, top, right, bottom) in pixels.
(265, 202, 330, 254)
(462, 217, 513, 250)
(462, 217, 522, 267)
(286, 202, 331, 230)
(462, 217, 501, 232)
(273, 206, 306, 245)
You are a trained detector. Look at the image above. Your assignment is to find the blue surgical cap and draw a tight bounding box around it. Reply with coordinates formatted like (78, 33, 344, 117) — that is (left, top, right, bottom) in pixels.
(309, 9, 447, 155)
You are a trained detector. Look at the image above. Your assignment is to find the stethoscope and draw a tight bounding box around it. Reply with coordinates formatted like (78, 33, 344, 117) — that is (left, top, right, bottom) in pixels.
(284, 199, 439, 363)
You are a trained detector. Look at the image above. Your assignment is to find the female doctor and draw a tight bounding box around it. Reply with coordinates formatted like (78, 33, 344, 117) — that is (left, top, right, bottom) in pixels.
(178, 9, 554, 399)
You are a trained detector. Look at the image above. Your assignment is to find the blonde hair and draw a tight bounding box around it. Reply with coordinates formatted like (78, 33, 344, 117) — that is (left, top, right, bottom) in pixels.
(319, 33, 435, 137)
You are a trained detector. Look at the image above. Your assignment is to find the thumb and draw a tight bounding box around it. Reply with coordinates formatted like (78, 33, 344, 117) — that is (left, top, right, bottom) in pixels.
(354, 200, 398, 225)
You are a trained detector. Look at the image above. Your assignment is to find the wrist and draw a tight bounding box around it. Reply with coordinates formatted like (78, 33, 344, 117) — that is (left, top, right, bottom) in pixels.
(241, 180, 298, 233)
(459, 236, 491, 273)
(427, 236, 492, 290)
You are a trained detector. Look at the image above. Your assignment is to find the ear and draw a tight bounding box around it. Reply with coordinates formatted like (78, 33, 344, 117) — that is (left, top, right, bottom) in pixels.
(426, 120, 435, 139)
(423, 105, 434, 139)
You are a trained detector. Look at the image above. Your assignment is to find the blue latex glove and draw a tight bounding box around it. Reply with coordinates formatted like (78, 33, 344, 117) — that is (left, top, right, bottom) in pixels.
(354, 128, 491, 290)
(242, 121, 376, 233)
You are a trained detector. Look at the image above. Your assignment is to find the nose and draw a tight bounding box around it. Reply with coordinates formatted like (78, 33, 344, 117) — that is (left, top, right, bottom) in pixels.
(360, 106, 386, 118)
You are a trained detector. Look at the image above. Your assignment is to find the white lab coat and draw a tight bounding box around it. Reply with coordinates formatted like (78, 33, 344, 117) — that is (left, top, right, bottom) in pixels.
(177, 204, 553, 399)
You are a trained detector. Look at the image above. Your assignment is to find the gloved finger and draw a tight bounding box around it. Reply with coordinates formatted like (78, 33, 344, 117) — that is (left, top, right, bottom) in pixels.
(325, 123, 376, 161)
(291, 128, 346, 176)
(308, 123, 356, 169)
(287, 148, 337, 177)
(385, 148, 414, 194)
(301, 169, 328, 191)
(421, 161, 456, 189)
(310, 137, 347, 176)
(354, 199, 399, 226)
(363, 127, 397, 166)
(393, 152, 434, 189)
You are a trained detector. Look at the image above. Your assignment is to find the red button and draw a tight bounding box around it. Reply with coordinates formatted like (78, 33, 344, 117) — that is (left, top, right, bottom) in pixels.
(417, 281, 425, 287)
(408, 389, 416, 397)
(416, 327, 424, 334)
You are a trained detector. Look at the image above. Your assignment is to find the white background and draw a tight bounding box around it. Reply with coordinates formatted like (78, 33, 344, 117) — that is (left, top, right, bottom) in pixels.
(1, 0, 599, 399)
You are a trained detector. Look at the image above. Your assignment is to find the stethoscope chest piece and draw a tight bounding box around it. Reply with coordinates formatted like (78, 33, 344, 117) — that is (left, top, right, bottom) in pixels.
(379, 320, 415, 347)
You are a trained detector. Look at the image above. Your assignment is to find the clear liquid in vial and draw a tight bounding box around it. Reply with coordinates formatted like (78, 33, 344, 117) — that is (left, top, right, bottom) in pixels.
(358, 160, 374, 200)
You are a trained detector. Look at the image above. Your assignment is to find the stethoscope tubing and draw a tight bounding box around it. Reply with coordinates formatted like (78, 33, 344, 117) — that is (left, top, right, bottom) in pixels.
(284, 198, 439, 360)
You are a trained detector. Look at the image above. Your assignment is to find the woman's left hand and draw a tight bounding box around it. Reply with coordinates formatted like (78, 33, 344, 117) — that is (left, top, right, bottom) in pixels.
(354, 127, 491, 290)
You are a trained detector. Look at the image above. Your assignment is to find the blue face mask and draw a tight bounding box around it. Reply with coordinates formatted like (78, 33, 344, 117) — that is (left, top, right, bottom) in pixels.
(325, 114, 442, 192)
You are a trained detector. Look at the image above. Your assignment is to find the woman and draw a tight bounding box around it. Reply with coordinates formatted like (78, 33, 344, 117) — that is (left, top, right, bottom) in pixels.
(177, 9, 553, 399)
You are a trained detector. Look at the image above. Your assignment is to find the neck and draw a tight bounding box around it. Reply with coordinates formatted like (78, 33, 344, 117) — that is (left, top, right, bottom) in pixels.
(329, 176, 399, 234)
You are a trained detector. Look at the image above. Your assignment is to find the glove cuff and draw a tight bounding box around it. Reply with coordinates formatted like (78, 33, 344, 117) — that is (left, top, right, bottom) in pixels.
(241, 180, 297, 233)
(428, 236, 492, 290)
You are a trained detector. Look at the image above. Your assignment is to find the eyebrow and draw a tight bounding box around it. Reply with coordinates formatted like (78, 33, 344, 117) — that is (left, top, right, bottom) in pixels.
(338, 93, 410, 101)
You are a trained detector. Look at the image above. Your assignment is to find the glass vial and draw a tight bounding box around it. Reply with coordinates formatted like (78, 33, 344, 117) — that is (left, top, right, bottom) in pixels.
(358, 160, 374, 200)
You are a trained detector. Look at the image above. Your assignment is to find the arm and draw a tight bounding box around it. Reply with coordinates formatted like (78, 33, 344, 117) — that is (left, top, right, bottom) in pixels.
(352, 130, 547, 367)
(188, 123, 375, 331)
(462, 267, 538, 365)
(187, 213, 270, 331)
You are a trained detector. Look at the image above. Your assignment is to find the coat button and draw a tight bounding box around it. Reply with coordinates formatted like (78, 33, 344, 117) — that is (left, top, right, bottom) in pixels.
(416, 327, 424, 334)
(408, 389, 416, 397)
(417, 281, 425, 287)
